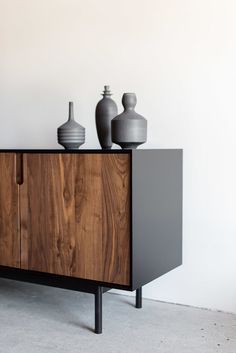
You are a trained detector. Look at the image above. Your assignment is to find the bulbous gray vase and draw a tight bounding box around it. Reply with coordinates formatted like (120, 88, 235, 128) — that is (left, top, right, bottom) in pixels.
(111, 93, 147, 149)
(95, 85, 118, 149)
(57, 102, 85, 149)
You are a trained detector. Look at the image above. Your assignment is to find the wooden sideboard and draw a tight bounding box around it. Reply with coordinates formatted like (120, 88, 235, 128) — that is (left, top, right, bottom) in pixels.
(0, 149, 182, 333)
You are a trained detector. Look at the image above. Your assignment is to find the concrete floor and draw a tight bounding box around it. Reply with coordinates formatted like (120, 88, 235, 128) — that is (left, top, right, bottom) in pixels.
(0, 279, 236, 353)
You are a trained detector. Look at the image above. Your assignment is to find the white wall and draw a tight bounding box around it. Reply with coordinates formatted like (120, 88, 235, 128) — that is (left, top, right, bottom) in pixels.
(1, 0, 236, 313)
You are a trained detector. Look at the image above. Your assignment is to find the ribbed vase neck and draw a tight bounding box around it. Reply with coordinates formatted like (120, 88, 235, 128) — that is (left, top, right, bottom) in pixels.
(101, 85, 112, 97)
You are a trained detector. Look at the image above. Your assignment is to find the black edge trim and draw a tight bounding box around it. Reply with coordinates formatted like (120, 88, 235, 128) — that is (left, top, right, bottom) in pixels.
(0, 266, 132, 292)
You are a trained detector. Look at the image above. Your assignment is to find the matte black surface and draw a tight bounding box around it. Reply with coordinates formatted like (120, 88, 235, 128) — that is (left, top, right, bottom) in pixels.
(0, 149, 130, 154)
(131, 149, 183, 290)
(95, 287, 103, 334)
(136, 287, 142, 308)
(0, 266, 112, 293)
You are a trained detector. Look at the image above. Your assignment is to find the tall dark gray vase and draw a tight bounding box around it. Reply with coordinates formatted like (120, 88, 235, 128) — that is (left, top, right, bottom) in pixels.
(111, 93, 147, 149)
(95, 85, 118, 149)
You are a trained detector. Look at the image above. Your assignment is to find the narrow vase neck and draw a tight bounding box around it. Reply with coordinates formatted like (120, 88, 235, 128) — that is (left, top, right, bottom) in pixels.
(122, 93, 137, 111)
(102, 85, 112, 98)
(69, 102, 74, 120)
(125, 107, 135, 111)
(102, 94, 112, 98)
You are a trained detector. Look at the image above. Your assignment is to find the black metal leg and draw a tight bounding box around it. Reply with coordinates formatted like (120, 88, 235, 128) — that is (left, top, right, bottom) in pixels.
(136, 287, 142, 308)
(95, 286, 103, 334)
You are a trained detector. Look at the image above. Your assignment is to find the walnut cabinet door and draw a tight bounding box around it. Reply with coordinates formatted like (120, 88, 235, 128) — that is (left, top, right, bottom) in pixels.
(20, 153, 131, 286)
(0, 153, 20, 268)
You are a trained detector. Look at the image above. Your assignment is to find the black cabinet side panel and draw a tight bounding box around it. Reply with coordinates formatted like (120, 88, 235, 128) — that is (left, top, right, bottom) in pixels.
(132, 150, 182, 290)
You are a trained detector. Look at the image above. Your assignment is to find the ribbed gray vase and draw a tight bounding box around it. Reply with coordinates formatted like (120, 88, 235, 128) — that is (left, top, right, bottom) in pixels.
(95, 85, 118, 149)
(57, 102, 85, 149)
(111, 93, 147, 149)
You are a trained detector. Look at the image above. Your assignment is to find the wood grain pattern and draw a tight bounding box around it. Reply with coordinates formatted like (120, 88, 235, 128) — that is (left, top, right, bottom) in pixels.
(101, 154, 130, 285)
(20, 153, 130, 285)
(74, 154, 103, 281)
(0, 153, 20, 267)
(20, 154, 76, 275)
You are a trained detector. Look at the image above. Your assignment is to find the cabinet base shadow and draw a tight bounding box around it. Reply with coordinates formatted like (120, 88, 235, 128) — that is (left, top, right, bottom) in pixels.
(0, 266, 142, 334)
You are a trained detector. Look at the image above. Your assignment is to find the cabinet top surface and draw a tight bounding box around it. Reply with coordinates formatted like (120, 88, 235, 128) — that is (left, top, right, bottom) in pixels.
(0, 149, 182, 153)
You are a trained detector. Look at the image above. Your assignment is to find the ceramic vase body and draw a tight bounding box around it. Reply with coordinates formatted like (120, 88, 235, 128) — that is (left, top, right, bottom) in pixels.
(95, 86, 118, 149)
(57, 102, 85, 149)
(111, 93, 147, 149)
